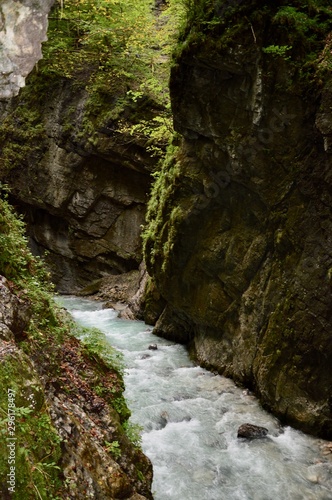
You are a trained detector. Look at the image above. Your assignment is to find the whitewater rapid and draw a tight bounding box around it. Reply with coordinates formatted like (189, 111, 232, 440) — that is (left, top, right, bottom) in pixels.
(58, 296, 332, 500)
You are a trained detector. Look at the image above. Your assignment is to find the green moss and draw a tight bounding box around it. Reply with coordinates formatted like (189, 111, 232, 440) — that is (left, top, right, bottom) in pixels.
(0, 353, 62, 499)
(0, 104, 47, 176)
(72, 324, 124, 377)
(0, 195, 65, 496)
(175, 0, 332, 93)
(142, 139, 182, 269)
(0, 193, 144, 495)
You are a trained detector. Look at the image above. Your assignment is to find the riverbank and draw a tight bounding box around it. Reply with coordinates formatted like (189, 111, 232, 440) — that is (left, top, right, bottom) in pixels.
(0, 196, 153, 499)
(0, 275, 153, 498)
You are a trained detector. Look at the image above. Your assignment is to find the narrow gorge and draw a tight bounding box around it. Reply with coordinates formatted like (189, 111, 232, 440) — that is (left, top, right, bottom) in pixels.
(1, 0, 332, 498)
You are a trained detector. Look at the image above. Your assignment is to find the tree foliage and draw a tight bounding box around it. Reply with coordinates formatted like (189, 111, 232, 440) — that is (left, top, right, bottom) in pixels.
(38, 0, 185, 161)
(43, 0, 183, 100)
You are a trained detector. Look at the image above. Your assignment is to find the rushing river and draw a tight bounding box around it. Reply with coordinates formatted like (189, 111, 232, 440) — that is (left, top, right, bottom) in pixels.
(58, 296, 332, 500)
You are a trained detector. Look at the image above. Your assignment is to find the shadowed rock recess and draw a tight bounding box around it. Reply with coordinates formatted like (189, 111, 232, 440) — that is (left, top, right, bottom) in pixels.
(144, 2, 332, 438)
(1, 79, 153, 292)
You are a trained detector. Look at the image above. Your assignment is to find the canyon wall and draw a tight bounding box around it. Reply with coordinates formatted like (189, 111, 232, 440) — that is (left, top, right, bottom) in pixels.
(0, 273, 153, 498)
(0, 0, 170, 293)
(0, 5, 154, 496)
(1, 0, 332, 440)
(1, 78, 156, 292)
(144, 2, 332, 438)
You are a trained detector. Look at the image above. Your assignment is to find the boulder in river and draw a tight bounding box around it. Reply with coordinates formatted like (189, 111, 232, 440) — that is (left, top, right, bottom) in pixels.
(237, 423, 269, 439)
(148, 344, 158, 350)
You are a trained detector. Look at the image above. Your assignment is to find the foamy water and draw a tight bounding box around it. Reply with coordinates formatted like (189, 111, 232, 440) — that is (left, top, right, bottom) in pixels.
(58, 296, 332, 500)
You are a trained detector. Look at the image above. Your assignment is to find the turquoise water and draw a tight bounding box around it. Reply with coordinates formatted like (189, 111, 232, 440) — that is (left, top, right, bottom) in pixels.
(58, 296, 332, 500)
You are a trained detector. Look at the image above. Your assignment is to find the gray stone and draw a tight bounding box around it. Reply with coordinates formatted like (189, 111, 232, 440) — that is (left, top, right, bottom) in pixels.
(0, 0, 54, 98)
(237, 423, 269, 439)
(3, 83, 153, 292)
(0, 276, 31, 341)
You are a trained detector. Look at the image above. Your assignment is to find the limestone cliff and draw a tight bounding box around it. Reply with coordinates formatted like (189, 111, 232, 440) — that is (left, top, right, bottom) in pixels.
(0, 0, 54, 99)
(144, 1, 332, 438)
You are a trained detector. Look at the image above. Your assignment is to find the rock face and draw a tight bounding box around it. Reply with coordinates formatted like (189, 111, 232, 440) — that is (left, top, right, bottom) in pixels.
(45, 334, 153, 500)
(144, 4, 332, 438)
(0, 0, 54, 99)
(1, 79, 154, 292)
(0, 275, 153, 498)
(0, 276, 31, 341)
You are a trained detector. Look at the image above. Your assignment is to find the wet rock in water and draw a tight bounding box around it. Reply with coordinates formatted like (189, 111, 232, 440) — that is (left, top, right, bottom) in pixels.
(140, 354, 151, 360)
(159, 411, 169, 429)
(237, 423, 269, 439)
(306, 462, 332, 488)
(319, 442, 332, 457)
(148, 344, 158, 350)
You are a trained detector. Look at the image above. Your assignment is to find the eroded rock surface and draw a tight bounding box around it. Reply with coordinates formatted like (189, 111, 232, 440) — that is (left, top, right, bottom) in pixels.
(0, 276, 31, 341)
(2, 80, 153, 292)
(144, 5, 332, 438)
(0, 0, 54, 98)
(0, 275, 153, 498)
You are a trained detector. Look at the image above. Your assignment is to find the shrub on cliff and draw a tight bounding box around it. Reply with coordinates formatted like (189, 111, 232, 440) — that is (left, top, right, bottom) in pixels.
(37, 0, 184, 159)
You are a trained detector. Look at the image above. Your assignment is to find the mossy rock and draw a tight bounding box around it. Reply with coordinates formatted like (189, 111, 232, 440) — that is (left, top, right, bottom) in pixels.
(0, 344, 62, 498)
